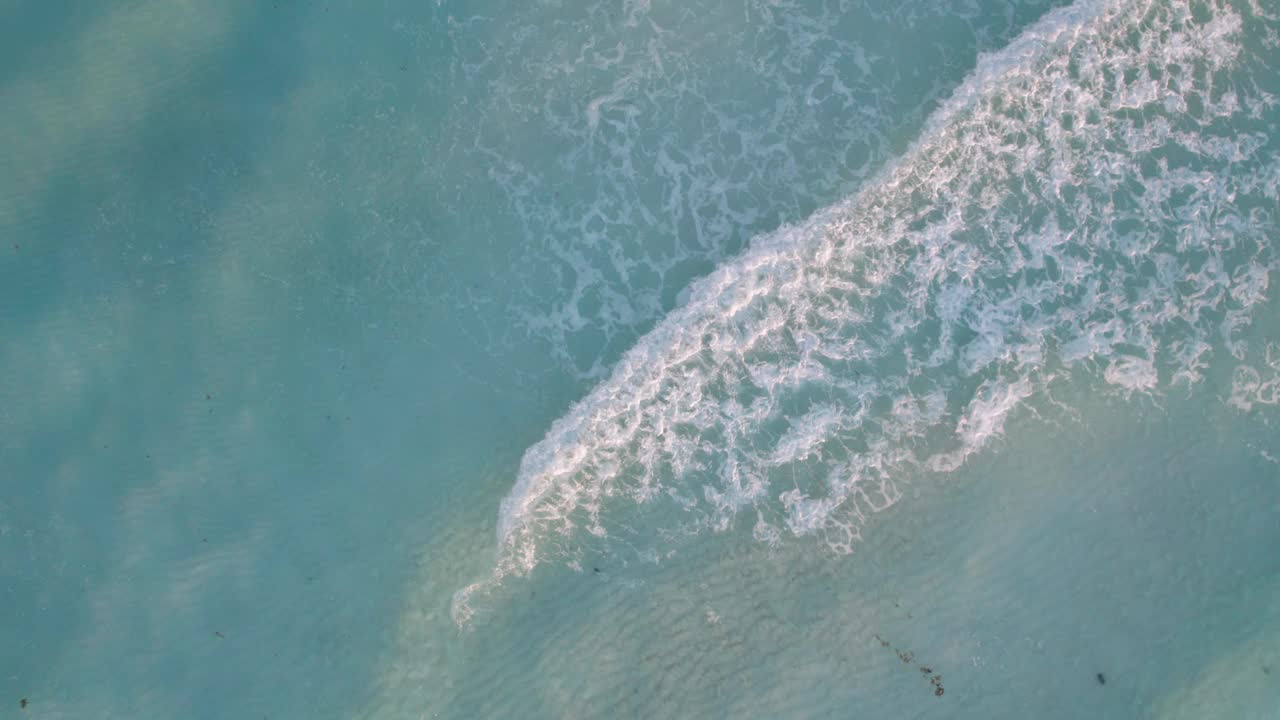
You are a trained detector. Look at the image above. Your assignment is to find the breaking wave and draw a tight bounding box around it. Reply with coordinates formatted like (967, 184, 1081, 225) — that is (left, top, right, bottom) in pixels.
(455, 0, 1280, 623)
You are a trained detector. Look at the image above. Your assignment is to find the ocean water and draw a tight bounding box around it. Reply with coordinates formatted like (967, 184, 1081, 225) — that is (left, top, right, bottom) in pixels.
(1, 0, 1278, 718)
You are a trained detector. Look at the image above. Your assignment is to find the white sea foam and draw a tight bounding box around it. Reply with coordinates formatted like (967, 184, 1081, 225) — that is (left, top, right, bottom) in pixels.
(454, 0, 1280, 623)
(1228, 343, 1280, 411)
(460, 0, 1068, 379)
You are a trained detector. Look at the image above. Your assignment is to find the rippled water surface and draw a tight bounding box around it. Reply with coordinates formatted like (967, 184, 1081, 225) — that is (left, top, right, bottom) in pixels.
(2, 0, 1278, 718)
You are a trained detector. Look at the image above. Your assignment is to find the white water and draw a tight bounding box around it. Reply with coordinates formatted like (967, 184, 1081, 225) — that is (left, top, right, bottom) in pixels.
(456, 0, 1279, 624)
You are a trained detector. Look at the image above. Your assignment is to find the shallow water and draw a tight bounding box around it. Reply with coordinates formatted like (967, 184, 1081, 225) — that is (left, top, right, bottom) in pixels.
(1, 0, 1277, 718)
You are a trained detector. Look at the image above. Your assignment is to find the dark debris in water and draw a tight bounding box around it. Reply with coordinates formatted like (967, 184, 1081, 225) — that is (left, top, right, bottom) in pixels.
(874, 634, 944, 698)
(1096, 672, 1106, 685)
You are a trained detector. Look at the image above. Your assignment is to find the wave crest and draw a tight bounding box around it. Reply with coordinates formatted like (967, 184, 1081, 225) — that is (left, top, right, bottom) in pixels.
(455, 0, 1280, 624)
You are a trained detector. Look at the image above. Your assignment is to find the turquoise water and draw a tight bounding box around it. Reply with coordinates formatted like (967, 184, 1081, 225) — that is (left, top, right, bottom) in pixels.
(2, 0, 1278, 717)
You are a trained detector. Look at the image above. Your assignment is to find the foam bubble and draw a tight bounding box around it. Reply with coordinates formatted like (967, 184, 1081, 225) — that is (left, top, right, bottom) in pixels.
(1104, 356, 1159, 391)
(445, 0, 1072, 379)
(454, 0, 1280, 623)
(1228, 343, 1280, 411)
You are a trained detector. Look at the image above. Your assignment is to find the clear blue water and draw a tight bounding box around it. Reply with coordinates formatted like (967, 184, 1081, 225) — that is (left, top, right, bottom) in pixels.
(2, 0, 1278, 718)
